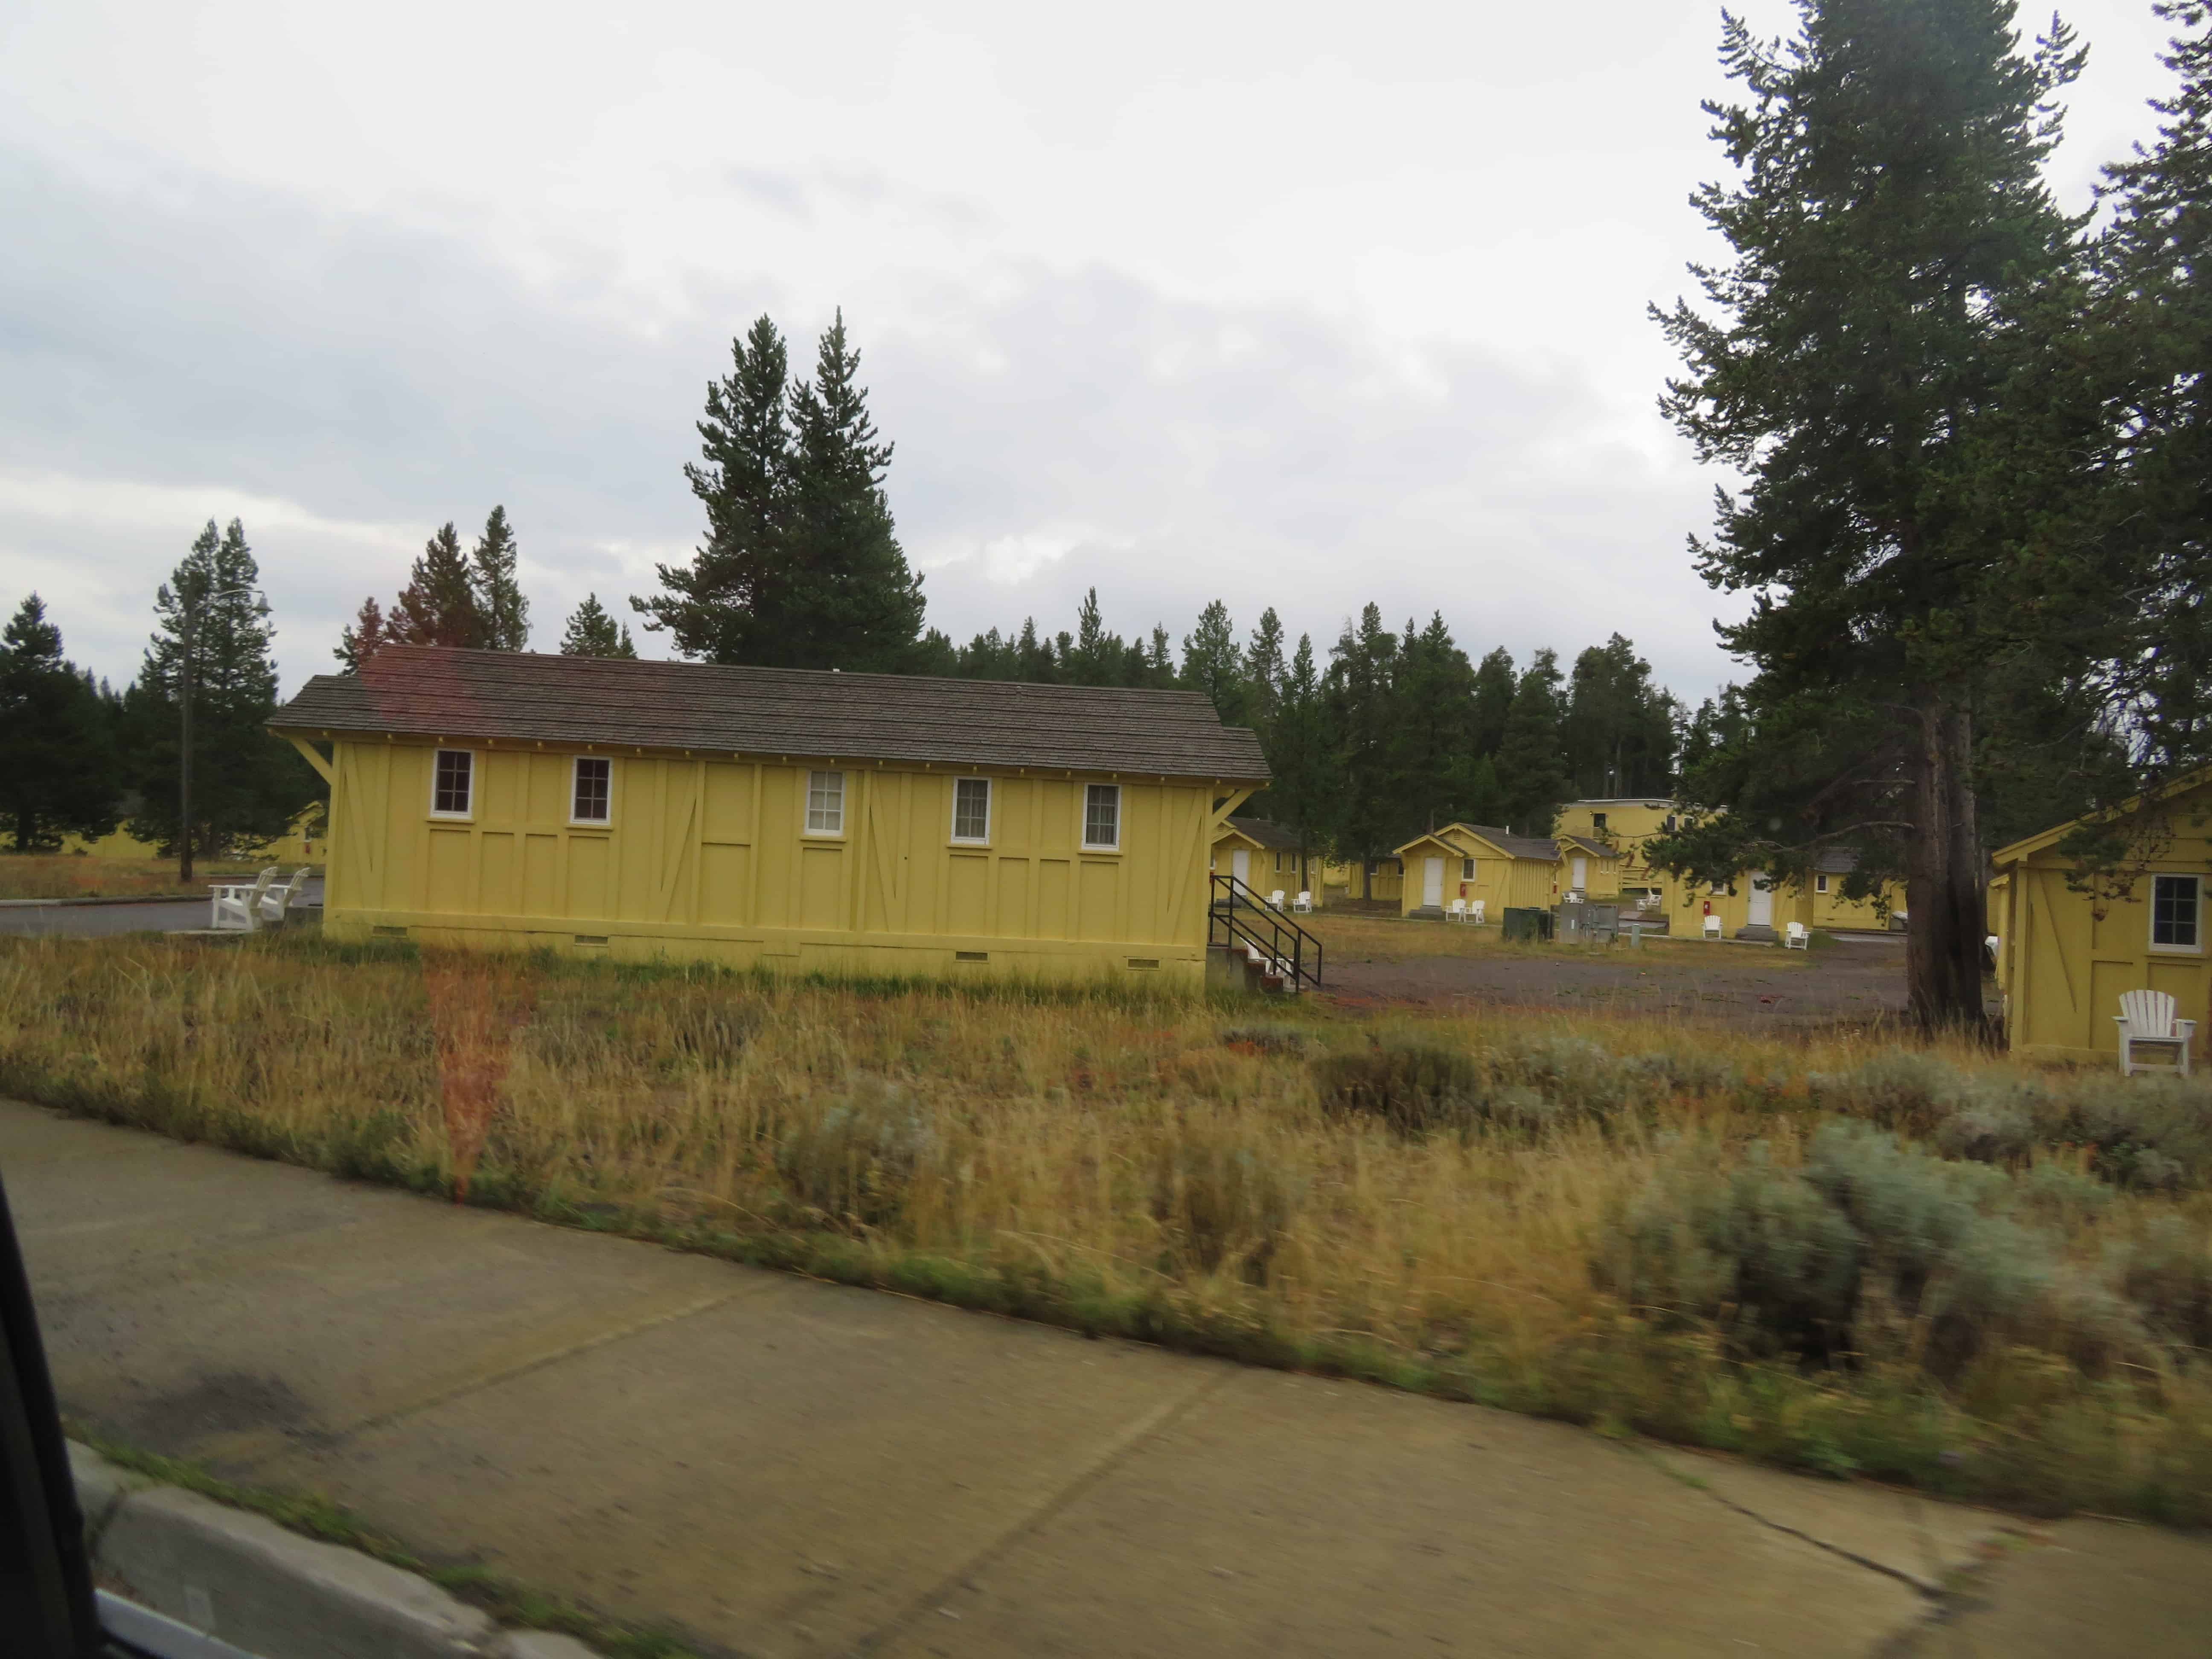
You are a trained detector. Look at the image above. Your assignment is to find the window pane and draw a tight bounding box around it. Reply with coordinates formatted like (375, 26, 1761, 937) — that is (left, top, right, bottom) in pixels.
(806, 770, 844, 834)
(1084, 784, 1119, 847)
(433, 750, 472, 815)
(953, 778, 990, 841)
(2153, 875, 2200, 947)
(573, 757, 611, 823)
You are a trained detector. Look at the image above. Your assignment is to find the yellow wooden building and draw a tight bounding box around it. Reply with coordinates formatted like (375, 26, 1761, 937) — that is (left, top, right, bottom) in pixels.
(1989, 773, 2210, 1063)
(1209, 817, 1321, 906)
(1555, 798, 1899, 938)
(1387, 824, 1614, 919)
(271, 647, 1268, 987)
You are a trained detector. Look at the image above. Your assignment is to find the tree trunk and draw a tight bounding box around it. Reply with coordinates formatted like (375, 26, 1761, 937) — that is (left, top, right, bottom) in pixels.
(1906, 699, 1991, 1037)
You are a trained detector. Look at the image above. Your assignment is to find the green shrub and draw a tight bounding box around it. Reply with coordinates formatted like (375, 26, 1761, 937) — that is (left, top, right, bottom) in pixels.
(2121, 1219, 2212, 1353)
(1313, 1039, 1486, 1136)
(1218, 1022, 1317, 1057)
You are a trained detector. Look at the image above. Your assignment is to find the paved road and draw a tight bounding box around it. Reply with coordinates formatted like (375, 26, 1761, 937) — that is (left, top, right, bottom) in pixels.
(0, 882, 322, 938)
(9, 1101, 2207, 1658)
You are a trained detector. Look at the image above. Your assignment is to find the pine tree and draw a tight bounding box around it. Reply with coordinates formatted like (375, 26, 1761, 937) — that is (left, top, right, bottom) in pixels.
(471, 506, 529, 651)
(1061, 588, 1127, 686)
(1650, 0, 2090, 1032)
(0, 595, 121, 850)
(559, 594, 637, 658)
(335, 596, 392, 671)
(782, 310, 928, 671)
(1243, 608, 1287, 730)
(1142, 626, 1177, 689)
(1391, 613, 1481, 833)
(638, 315, 794, 664)
(1181, 601, 1249, 725)
(1264, 633, 1336, 893)
(1324, 605, 1398, 894)
(391, 523, 485, 648)
(1562, 634, 1677, 797)
(128, 521, 319, 867)
(1494, 649, 1572, 836)
(1469, 648, 1516, 762)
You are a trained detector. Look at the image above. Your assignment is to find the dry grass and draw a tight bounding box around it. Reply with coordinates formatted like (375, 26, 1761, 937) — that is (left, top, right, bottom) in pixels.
(0, 855, 259, 902)
(3, 931, 2209, 1522)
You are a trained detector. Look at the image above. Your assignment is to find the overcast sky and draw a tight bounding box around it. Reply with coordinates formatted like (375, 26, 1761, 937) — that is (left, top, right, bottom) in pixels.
(0, 1, 2183, 705)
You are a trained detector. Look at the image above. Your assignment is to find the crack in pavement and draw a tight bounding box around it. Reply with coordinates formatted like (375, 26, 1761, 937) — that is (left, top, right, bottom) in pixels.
(853, 1363, 1237, 1655)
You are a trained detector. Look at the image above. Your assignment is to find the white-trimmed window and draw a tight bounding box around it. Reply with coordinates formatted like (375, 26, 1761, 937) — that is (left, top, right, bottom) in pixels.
(951, 777, 991, 843)
(1083, 783, 1121, 850)
(806, 770, 845, 835)
(2151, 873, 2202, 952)
(431, 749, 474, 818)
(1461, 857, 1476, 880)
(571, 756, 612, 825)
(1816, 873, 1830, 894)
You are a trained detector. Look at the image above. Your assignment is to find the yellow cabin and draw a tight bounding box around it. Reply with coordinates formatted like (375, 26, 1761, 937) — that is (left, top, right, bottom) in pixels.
(1388, 824, 1583, 919)
(1990, 773, 2210, 1064)
(270, 647, 1268, 988)
(1209, 817, 1321, 908)
(1555, 798, 1900, 939)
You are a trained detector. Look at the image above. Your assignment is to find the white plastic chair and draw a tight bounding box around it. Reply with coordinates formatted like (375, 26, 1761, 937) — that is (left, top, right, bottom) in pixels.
(1702, 914, 1723, 940)
(1445, 898, 1467, 923)
(257, 866, 313, 925)
(1292, 891, 1314, 914)
(1784, 921, 1809, 950)
(2116, 990, 2196, 1078)
(1268, 889, 1286, 911)
(1469, 900, 1485, 925)
(210, 867, 279, 931)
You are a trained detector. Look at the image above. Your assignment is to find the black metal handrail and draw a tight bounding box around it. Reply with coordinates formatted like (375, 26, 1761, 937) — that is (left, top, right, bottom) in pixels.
(1208, 873, 1324, 990)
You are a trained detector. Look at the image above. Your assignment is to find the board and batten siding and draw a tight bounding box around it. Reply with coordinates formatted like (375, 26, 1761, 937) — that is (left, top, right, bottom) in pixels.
(322, 739, 1220, 982)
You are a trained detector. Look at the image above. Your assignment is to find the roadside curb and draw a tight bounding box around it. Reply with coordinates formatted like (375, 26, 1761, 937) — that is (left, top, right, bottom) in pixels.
(68, 1442, 601, 1659)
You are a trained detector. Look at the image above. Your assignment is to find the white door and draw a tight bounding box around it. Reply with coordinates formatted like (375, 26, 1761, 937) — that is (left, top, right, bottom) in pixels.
(1570, 856, 1588, 890)
(1747, 872, 1774, 928)
(1231, 849, 1250, 892)
(1423, 857, 1444, 908)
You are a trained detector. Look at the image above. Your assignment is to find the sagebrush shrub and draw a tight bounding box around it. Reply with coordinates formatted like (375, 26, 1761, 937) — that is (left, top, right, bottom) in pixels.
(2122, 1219, 2212, 1353)
(1313, 1039, 1485, 1136)
(1148, 1109, 1304, 1278)
(775, 1075, 933, 1229)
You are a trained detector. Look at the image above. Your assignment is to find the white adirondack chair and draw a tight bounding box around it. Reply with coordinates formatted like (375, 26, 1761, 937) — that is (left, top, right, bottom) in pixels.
(1267, 889, 1286, 911)
(1784, 921, 1809, 950)
(1445, 898, 1468, 923)
(1703, 914, 1723, 940)
(210, 867, 279, 931)
(2115, 990, 2196, 1078)
(1292, 891, 1314, 914)
(1469, 900, 1486, 925)
(256, 867, 314, 925)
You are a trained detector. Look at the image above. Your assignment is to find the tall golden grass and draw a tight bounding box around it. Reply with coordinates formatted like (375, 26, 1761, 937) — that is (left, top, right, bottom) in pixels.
(0, 854, 258, 902)
(2, 931, 2207, 1521)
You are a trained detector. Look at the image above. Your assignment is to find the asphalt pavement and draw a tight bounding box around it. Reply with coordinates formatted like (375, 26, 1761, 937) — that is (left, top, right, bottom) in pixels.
(0, 881, 322, 938)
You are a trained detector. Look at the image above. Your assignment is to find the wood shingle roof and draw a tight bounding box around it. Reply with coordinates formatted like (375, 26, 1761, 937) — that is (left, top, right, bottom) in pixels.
(272, 647, 1271, 783)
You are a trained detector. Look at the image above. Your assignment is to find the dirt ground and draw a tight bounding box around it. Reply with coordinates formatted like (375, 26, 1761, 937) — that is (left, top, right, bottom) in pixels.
(1311, 920, 1912, 1030)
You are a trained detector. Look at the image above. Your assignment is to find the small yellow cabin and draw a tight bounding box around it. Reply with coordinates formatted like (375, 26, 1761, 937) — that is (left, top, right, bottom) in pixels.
(271, 647, 1268, 988)
(1990, 774, 2211, 1064)
(1209, 816, 1319, 907)
(1389, 824, 1577, 918)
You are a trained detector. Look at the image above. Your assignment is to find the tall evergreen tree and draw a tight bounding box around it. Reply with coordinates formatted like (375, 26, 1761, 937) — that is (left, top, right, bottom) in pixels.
(0, 595, 120, 850)
(782, 310, 928, 671)
(1562, 634, 1677, 797)
(128, 521, 318, 866)
(1243, 608, 1287, 730)
(1263, 633, 1336, 892)
(1141, 625, 1177, 689)
(559, 594, 637, 658)
(1061, 588, 1127, 686)
(1648, 0, 2090, 1031)
(391, 523, 484, 648)
(1391, 612, 1485, 832)
(335, 596, 392, 671)
(1324, 605, 1399, 894)
(1469, 647, 1516, 761)
(471, 506, 529, 651)
(1494, 649, 1572, 836)
(638, 315, 795, 664)
(1181, 600, 1249, 724)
